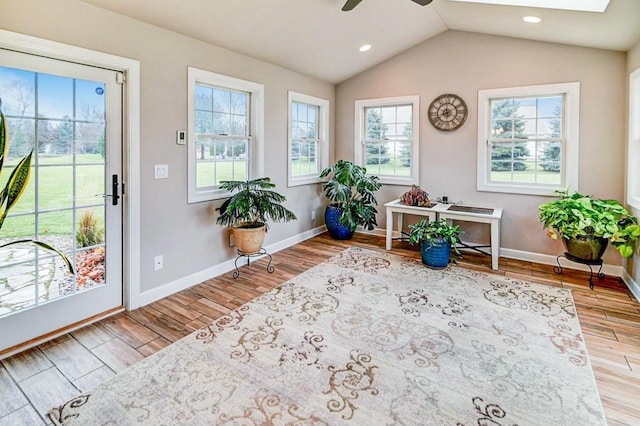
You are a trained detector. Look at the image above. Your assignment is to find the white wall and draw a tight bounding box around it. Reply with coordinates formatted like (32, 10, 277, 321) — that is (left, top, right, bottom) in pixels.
(626, 40, 640, 291)
(336, 30, 627, 265)
(1, 0, 334, 293)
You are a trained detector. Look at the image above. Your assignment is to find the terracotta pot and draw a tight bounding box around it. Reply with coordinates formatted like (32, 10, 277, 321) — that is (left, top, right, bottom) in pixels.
(232, 222, 266, 254)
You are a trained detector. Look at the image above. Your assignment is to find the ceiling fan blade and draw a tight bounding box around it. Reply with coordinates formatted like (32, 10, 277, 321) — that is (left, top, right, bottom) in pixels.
(411, 0, 433, 5)
(342, 0, 364, 11)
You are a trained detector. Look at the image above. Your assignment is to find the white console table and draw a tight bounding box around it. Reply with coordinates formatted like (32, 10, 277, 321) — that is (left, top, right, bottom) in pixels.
(384, 199, 503, 270)
(385, 199, 437, 250)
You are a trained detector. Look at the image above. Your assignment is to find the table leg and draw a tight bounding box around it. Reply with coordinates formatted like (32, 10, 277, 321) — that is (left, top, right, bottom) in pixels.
(397, 213, 403, 239)
(490, 218, 500, 270)
(386, 209, 393, 250)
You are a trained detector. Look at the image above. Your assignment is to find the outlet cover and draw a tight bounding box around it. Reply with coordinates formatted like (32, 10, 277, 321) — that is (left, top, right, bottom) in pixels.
(154, 255, 163, 271)
(311, 209, 316, 220)
(229, 234, 235, 247)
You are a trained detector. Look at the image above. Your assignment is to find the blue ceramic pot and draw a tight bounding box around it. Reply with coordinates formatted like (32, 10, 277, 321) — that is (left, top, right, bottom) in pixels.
(325, 204, 355, 240)
(420, 238, 451, 269)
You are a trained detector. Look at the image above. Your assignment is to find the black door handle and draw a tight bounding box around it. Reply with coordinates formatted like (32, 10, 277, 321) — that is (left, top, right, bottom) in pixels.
(110, 174, 120, 206)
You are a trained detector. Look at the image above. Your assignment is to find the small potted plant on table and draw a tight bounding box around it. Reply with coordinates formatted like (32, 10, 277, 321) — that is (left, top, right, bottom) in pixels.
(539, 190, 640, 260)
(408, 218, 462, 269)
(319, 160, 382, 240)
(216, 177, 297, 254)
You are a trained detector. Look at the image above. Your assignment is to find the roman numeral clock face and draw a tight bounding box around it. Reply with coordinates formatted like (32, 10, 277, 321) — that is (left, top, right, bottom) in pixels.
(428, 94, 468, 131)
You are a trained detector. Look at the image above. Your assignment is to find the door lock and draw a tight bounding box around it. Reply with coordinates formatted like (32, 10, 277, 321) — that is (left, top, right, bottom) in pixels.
(100, 175, 120, 206)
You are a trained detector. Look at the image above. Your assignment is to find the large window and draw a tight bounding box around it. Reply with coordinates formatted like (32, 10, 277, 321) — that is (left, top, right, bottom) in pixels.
(288, 91, 329, 186)
(354, 96, 419, 185)
(188, 68, 264, 203)
(629, 68, 640, 210)
(477, 82, 579, 196)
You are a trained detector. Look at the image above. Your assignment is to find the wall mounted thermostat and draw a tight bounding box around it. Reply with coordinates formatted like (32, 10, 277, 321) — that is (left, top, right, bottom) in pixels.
(176, 130, 186, 145)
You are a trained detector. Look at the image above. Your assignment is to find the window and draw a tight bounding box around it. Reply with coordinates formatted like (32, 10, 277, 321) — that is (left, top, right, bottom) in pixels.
(288, 91, 329, 186)
(188, 67, 264, 203)
(629, 68, 640, 210)
(354, 96, 419, 185)
(477, 82, 579, 196)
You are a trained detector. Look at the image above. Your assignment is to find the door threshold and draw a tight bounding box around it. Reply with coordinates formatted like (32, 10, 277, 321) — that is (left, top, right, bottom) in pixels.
(0, 306, 125, 360)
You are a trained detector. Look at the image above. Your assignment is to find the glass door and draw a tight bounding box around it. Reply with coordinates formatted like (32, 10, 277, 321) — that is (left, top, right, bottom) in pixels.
(0, 49, 123, 353)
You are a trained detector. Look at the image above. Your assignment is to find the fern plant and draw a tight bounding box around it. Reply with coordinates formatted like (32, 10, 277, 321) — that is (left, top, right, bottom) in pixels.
(216, 177, 297, 230)
(0, 100, 74, 273)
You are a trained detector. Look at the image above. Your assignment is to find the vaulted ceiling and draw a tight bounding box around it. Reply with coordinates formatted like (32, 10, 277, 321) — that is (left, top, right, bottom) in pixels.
(79, 0, 640, 83)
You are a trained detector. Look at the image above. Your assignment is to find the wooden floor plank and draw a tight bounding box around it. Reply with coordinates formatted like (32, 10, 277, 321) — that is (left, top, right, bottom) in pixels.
(1, 347, 53, 383)
(0, 233, 638, 424)
(0, 366, 28, 418)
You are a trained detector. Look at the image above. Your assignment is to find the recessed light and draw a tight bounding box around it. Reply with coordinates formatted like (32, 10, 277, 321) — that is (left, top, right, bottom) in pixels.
(359, 44, 371, 52)
(522, 15, 542, 23)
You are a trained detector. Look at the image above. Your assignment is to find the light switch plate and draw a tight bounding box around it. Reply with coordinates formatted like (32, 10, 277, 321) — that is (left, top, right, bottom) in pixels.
(154, 164, 169, 179)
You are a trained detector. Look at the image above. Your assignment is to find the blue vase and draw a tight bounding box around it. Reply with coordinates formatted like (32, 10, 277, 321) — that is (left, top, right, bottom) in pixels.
(325, 205, 355, 240)
(420, 238, 451, 269)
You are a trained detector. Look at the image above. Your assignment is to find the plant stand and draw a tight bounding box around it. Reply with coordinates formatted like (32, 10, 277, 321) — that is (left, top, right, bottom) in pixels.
(553, 252, 604, 290)
(233, 248, 274, 279)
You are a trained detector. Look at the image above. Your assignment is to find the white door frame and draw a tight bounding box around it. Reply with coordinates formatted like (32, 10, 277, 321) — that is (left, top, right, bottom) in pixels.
(0, 29, 142, 310)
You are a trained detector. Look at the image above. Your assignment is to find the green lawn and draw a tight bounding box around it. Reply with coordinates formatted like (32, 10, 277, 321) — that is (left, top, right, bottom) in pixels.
(196, 160, 248, 186)
(491, 160, 561, 184)
(0, 154, 105, 238)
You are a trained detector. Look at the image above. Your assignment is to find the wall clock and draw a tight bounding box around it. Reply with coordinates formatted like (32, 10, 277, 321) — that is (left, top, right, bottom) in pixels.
(428, 94, 468, 132)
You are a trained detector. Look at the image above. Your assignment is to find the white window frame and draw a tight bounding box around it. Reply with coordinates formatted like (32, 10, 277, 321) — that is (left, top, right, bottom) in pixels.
(477, 82, 580, 196)
(628, 68, 640, 210)
(354, 95, 420, 185)
(187, 67, 264, 203)
(287, 91, 329, 187)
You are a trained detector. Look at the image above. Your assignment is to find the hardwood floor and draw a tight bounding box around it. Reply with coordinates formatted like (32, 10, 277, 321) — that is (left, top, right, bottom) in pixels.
(1, 233, 639, 425)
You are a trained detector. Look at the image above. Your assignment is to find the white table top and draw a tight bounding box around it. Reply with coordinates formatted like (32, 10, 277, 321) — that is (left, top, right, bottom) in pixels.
(385, 199, 503, 219)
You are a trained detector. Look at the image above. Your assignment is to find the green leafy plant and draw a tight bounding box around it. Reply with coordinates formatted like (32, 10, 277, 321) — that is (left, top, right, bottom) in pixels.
(216, 177, 297, 229)
(0, 100, 74, 273)
(407, 218, 463, 253)
(76, 209, 105, 248)
(319, 160, 382, 231)
(539, 190, 640, 258)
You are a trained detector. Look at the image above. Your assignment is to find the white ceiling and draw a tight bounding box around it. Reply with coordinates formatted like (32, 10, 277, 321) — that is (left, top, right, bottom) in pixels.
(79, 0, 640, 84)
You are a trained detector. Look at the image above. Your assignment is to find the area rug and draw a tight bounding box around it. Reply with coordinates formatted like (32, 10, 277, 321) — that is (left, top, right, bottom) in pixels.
(49, 247, 606, 425)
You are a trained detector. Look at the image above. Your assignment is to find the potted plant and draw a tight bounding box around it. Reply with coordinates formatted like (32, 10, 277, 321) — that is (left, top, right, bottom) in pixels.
(319, 160, 382, 240)
(400, 184, 434, 207)
(408, 219, 462, 269)
(216, 177, 297, 254)
(539, 190, 640, 260)
(0, 99, 73, 273)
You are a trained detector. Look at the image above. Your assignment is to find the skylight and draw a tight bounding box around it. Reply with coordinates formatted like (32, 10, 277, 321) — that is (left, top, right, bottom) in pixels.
(447, 0, 610, 13)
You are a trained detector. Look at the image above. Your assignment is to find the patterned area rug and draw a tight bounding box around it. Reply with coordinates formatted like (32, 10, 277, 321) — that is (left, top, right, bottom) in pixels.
(49, 247, 606, 425)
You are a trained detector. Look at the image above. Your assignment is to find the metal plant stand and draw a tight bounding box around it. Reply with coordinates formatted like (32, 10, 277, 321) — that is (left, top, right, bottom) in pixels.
(554, 252, 604, 290)
(233, 248, 274, 279)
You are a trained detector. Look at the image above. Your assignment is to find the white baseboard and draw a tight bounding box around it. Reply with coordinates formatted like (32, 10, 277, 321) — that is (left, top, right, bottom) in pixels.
(622, 270, 640, 302)
(355, 227, 392, 238)
(136, 225, 327, 307)
(141, 224, 632, 308)
(499, 247, 623, 277)
(361, 227, 624, 278)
